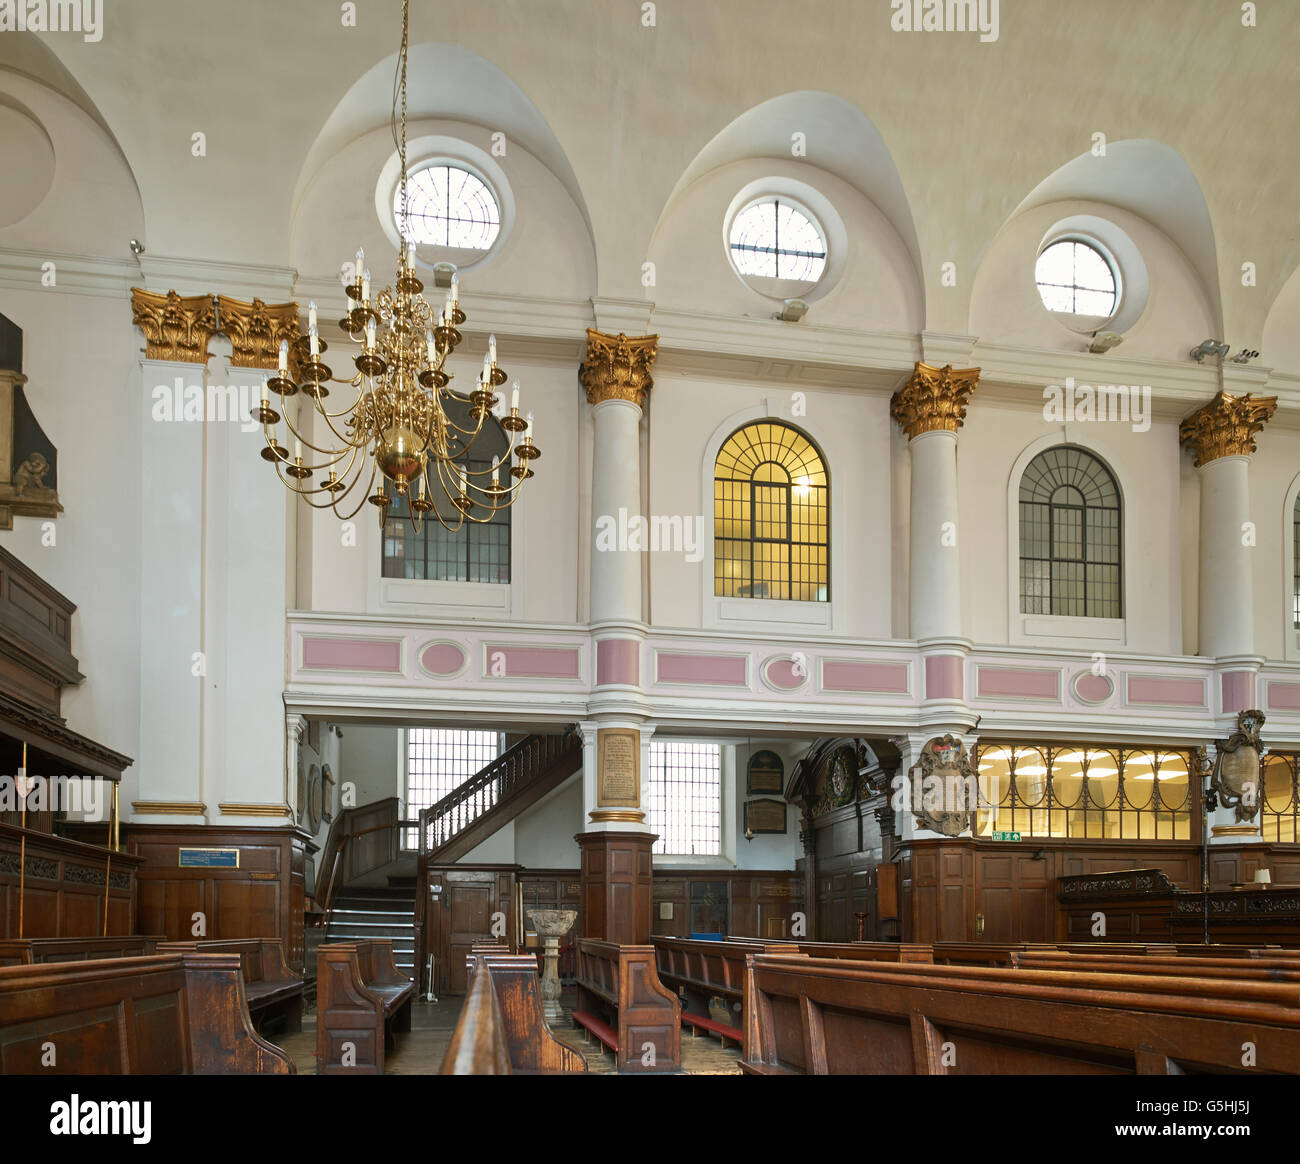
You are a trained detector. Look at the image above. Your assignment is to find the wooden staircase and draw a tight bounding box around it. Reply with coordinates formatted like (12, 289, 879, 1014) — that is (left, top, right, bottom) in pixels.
(418, 727, 583, 864)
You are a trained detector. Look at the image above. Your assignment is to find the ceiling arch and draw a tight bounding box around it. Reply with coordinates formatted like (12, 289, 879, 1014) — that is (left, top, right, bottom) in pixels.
(656, 90, 922, 287)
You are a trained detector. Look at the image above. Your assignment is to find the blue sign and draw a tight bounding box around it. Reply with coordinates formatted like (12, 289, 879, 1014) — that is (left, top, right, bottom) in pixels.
(178, 847, 239, 868)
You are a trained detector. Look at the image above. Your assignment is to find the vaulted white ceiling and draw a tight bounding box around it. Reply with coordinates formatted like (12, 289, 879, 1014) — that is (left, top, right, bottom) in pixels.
(16, 0, 1300, 347)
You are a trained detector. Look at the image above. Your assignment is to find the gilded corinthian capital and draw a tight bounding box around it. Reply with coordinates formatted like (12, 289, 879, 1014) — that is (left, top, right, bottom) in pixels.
(579, 329, 658, 408)
(130, 288, 219, 364)
(1179, 390, 1278, 467)
(890, 361, 980, 439)
(217, 295, 301, 369)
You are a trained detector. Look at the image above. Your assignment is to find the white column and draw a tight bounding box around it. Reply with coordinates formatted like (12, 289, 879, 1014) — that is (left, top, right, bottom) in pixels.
(589, 396, 644, 626)
(1196, 455, 1253, 659)
(908, 428, 960, 642)
(135, 357, 207, 822)
(208, 360, 293, 821)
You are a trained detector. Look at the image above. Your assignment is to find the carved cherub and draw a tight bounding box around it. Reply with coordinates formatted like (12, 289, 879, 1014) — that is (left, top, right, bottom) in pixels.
(13, 453, 54, 498)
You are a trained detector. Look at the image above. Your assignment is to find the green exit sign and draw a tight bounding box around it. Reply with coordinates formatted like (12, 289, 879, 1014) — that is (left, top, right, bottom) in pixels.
(992, 831, 1021, 842)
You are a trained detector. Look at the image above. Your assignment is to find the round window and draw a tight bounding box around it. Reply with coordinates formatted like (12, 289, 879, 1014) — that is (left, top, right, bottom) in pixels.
(727, 196, 827, 298)
(394, 162, 501, 254)
(1035, 238, 1119, 324)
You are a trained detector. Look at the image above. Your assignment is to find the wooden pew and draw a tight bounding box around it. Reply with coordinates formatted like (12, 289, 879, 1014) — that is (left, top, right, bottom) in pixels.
(0, 935, 165, 967)
(1013, 949, 1300, 982)
(653, 935, 798, 1046)
(465, 953, 586, 1073)
(572, 939, 681, 1073)
(796, 940, 934, 963)
(158, 938, 303, 1033)
(741, 953, 1300, 1074)
(932, 942, 1178, 968)
(0, 952, 295, 1074)
(441, 953, 513, 1075)
(316, 938, 415, 1075)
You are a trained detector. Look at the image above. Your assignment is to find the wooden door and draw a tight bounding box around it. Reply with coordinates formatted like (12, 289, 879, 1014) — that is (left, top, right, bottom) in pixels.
(428, 868, 516, 994)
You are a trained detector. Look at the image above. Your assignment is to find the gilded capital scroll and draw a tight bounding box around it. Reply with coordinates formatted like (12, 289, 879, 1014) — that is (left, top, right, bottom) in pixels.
(1178, 390, 1277, 467)
(217, 295, 301, 369)
(890, 361, 980, 439)
(579, 329, 658, 409)
(130, 288, 220, 364)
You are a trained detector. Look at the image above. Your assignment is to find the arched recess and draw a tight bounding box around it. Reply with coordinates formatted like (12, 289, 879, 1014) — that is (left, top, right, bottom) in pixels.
(1283, 470, 1300, 663)
(0, 66, 143, 256)
(291, 43, 596, 297)
(1262, 267, 1300, 377)
(970, 141, 1220, 361)
(1004, 434, 1133, 650)
(648, 91, 924, 330)
(698, 402, 846, 635)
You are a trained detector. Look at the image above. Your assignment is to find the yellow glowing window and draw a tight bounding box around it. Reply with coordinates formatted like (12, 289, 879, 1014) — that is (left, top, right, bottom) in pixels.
(973, 742, 1194, 841)
(714, 422, 828, 601)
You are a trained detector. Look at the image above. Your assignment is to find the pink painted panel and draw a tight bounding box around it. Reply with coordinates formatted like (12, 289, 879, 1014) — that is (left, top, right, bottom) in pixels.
(1267, 681, 1300, 712)
(1073, 672, 1114, 703)
(976, 666, 1059, 700)
(820, 660, 909, 694)
(1126, 675, 1205, 707)
(420, 641, 466, 677)
(656, 652, 748, 686)
(301, 636, 402, 673)
(596, 639, 640, 686)
(924, 656, 963, 700)
(1220, 671, 1256, 714)
(487, 645, 581, 680)
(763, 657, 805, 691)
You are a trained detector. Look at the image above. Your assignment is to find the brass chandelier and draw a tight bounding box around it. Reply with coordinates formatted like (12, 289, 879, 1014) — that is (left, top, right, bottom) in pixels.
(256, 0, 539, 530)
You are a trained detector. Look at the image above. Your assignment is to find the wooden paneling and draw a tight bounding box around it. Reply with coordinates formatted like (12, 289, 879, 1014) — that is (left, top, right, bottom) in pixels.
(650, 870, 803, 940)
(123, 824, 313, 972)
(577, 831, 654, 946)
(419, 865, 518, 995)
(0, 824, 140, 938)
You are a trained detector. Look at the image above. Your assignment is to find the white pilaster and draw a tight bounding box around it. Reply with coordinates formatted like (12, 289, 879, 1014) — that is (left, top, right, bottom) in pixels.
(1197, 454, 1253, 659)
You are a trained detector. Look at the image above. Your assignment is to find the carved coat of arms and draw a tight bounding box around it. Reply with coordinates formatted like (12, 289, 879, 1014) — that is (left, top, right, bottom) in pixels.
(911, 735, 978, 836)
(1211, 709, 1264, 823)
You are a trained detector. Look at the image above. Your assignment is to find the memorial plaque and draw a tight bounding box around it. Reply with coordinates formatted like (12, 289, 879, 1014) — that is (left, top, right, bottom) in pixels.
(745, 797, 787, 835)
(597, 728, 640, 807)
(747, 749, 785, 794)
(178, 847, 239, 868)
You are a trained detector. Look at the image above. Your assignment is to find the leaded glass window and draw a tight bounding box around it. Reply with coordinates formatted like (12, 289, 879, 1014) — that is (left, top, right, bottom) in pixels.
(1019, 446, 1121, 618)
(715, 422, 829, 601)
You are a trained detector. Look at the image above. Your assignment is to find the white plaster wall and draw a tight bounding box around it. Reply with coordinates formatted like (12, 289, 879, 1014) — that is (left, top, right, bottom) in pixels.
(959, 392, 1185, 654)
(647, 378, 891, 637)
(337, 724, 403, 806)
(298, 355, 580, 624)
(1249, 428, 1300, 662)
(733, 740, 800, 870)
(514, 773, 583, 868)
(291, 117, 596, 301)
(648, 158, 923, 331)
(970, 201, 1217, 362)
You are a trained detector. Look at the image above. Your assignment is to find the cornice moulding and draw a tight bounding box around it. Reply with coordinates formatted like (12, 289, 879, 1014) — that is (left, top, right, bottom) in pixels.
(0, 248, 138, 298)
(139, 254, 297, 302)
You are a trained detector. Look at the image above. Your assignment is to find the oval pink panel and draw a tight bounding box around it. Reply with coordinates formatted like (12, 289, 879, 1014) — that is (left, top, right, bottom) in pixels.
(764, 656, 806, 691)
(420, 641, 466, 677)
(1072, 671, 1114, 704)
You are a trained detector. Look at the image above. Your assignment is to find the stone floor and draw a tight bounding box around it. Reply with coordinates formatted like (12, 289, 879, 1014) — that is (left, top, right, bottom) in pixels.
(274, 989, 743, 1075)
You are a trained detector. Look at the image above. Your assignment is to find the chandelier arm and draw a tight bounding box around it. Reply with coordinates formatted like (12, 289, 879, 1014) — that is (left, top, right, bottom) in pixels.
(271, 411, 361, 465)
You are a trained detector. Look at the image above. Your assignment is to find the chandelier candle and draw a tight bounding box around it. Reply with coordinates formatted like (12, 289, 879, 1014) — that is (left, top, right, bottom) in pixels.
(255, 0, 541, 531)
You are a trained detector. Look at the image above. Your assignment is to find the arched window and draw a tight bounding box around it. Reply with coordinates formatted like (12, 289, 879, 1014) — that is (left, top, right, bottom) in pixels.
(1019, 446, 1121, 618)
(1293, 493, 1300, 629)
(714, 421, 828, 601)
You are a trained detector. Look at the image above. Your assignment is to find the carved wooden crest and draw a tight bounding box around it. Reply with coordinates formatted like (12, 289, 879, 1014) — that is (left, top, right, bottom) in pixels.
(1211, 709, 1264, 823)
(911, 734, 978, 836)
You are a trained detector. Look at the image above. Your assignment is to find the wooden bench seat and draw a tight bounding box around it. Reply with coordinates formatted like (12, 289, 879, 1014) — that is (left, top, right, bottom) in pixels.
(317, 938, 414, 1074)
(574, 939, 680, 1072)
(158, 938, 303, 1033)
(654, 935, 798, 1046)
(797, 940, 934, 963)
(741, 952, 1300, 1074)
(464, 953, 586, 1073)
(0, 935, 166, 968)
(1013, 949, 1300, 982)
(0, 952, 295, 1074)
